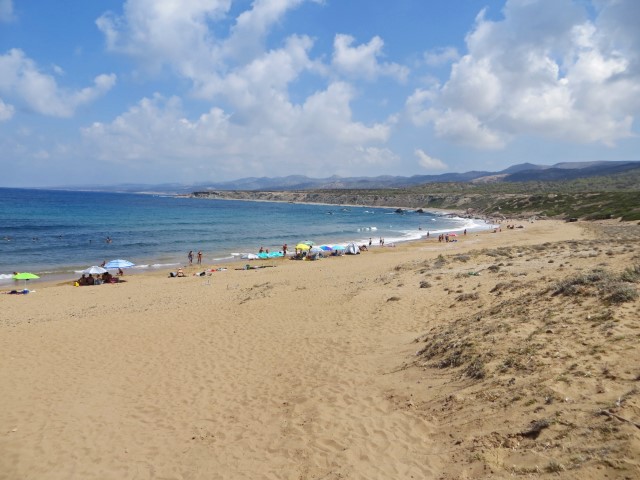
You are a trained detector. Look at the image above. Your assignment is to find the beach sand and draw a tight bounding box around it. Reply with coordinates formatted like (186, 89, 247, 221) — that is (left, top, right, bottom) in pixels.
(1, 219, 638, 479)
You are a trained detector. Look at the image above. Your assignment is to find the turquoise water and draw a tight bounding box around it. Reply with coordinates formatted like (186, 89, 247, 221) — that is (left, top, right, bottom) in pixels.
(0, 188, 487, 281)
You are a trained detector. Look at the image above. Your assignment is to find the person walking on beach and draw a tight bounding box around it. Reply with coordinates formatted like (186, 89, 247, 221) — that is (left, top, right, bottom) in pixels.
(282, 243, 287, 257)
(197, 251, 202, 265)
(188, 250, 193, 265)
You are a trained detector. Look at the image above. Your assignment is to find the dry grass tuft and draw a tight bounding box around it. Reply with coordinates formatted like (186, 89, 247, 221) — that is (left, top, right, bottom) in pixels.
(407, 225, 640, 478)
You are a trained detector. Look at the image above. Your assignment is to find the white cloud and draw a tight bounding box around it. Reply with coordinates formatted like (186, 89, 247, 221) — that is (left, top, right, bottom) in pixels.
(81, 88, 392, 181)
(0, 97, 14, 121)
(97, 0, 231, 77)
(332, 34, 408, 82)
(0, 0, 14, 22)
(83, 94, 231, 166)
(224, 0, 305, 61)
(354, 147, 399, 167)
(415, 149, 448, 171)
(89, 0, 398, 180)
(434, 110, 505, 149)
(193, 34, 316, 103)
(96, 0, 309, 83)
(408, 0, 640, 148)
(96, 0, 324, 106)
(0, 49, 116, 117)
(424, 47, 459, 67)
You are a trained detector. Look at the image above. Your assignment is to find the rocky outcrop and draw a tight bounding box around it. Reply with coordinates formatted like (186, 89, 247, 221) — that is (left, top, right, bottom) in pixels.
(189, 180, 640, 221)
(191, 190, 488, 212)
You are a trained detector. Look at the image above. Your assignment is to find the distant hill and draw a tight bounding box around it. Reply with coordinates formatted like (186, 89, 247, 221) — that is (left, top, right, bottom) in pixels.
(503, 161, 640, 182)
(51, 160, 640, 193)
(196, 161, 640, 190)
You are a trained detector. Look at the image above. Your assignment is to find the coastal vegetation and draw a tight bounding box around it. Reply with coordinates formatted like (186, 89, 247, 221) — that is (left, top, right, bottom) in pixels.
(193, 167, 640, 221)
(407, 221, 640, 476)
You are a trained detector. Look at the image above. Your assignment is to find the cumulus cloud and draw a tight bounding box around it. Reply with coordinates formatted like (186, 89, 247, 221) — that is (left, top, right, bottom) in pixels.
(95, 0, 324, 109)
(97, 0, 230, 77)
(332, 34, 409, 82)
(193, 33, 316, 103)
(0, 49, 116, 117)
(88, 0, 399, 179)
(82, 88, 392, 181)
(415, 149, 448, 171)
(408, 0, 640, 148)
(224, 0, 305, 61)
(96, 0, 309, 83)
(0, 97, 14, 121)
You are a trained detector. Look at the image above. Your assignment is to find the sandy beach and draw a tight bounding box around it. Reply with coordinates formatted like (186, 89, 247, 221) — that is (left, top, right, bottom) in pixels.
(1, 219, 639, 479)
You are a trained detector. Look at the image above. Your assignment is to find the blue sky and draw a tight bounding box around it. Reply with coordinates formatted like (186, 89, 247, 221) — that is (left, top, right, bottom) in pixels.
(1, 0, 639, 187)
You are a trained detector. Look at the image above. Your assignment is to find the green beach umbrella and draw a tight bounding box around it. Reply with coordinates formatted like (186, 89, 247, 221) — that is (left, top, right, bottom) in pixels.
(12, 272, 40, 281)
(12, 272, 40, 289)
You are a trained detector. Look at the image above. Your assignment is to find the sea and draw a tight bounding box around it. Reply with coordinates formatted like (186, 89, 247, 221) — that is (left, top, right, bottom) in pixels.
(0, 187, 492, 283)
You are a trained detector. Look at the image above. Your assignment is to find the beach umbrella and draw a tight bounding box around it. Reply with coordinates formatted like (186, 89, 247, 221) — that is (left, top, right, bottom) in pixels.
(13, 272, 40, 281)
(82, 266, 107, 275)
(295, 243, 311, 251)
(331, 245, 346, 250)
(104, 259, 135, 269)
(319, 245, 332, 251)
(300, 240, 315, 246)
(12, 272, 39, 288)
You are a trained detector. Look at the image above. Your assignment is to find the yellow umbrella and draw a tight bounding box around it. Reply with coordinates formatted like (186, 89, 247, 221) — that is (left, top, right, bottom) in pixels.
(295, 243, 311, 251)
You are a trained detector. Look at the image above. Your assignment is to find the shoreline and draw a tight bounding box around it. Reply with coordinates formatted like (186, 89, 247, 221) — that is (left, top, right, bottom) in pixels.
(2, 222, 498, 290)
(0, 216, 550, 294)
(0, 199, 494, 286)
(185, 192, 473, 217)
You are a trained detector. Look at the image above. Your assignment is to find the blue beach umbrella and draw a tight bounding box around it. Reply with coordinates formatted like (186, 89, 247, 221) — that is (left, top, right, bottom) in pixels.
(319, 245, 332, 251)
(104, 259, 135, 270)
(331, 245, 345, 251)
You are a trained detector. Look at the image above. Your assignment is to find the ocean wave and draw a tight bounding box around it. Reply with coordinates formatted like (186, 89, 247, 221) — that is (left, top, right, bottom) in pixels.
(212, 256, 236, 262)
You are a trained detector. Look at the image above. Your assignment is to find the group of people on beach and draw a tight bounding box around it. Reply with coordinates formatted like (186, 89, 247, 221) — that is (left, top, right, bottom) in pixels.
(76, 272, 118, 286)
(187, 250, 203, 265)
(436, 229, 467, 243)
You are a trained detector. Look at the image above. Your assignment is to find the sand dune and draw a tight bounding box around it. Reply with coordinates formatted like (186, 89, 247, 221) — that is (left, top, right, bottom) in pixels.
(1, 220, 638, 479)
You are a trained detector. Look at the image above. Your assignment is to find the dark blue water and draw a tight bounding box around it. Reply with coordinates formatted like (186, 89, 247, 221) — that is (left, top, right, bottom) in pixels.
(0, 188, 485, 280)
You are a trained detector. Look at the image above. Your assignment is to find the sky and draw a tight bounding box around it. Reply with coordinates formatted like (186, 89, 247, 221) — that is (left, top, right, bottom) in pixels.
(1, 0, 639, 187)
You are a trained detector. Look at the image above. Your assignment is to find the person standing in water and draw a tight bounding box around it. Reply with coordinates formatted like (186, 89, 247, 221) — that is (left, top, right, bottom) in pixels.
(188, 250, 194, 265)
